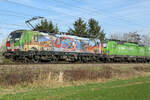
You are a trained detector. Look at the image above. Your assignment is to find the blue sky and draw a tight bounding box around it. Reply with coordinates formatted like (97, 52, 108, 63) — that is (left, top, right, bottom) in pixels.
(0, 0, 150, 42)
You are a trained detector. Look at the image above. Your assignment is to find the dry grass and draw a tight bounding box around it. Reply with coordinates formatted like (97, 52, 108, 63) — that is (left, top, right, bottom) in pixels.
(64, 66, 113, 81)
(0, 52, 14, 64)
(0, 64, 150, 88)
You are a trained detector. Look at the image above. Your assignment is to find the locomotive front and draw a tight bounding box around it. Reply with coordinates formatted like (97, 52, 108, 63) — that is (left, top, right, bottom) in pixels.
(3, 30, 24, 59)
(6, 30, 23, 52)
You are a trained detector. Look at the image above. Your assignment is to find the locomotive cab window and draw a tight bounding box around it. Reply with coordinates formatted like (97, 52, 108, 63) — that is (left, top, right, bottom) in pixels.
(10, 32, 22, 39)
(103, 43, 107, 48)
(34, 36, 38, 42)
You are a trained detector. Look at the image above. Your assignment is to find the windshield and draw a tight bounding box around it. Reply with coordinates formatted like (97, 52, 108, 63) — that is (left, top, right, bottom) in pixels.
(10, 32, 22, 39)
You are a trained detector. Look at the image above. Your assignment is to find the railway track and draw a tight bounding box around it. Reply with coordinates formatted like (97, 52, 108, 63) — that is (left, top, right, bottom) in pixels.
(0, 61, 150, 65)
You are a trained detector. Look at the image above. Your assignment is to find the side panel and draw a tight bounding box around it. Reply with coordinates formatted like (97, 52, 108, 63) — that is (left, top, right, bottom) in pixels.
(53, 36, 77, 52)
(37, 33, 54, 51)
(20, 30, 39, 51)
(107, 41, 115, 55)
(115, 43, 129, 56)
(145, 46, 148, 57)
(138, 46, 145, 57)
(146, 47, 149, 57)
(53, 35, 101, 54)
(126, 43, 138, 56)
(149, 47, 150, 57)
(19, 31, 102, 54)
(104, 41, 148, 57)
(20, 31, 54, 51)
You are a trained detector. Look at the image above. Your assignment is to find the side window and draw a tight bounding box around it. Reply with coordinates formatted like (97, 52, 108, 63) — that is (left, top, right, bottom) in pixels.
(103, 43, 107, 48)
(34, 36, 38, 42)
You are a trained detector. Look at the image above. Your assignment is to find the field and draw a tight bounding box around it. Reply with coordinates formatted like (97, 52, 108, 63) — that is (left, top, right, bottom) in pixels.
(0, 64, 150, 100)
(0, 76, 150, 100)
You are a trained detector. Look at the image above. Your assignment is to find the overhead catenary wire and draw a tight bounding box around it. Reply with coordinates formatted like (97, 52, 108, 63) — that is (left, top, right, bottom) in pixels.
(0, 12, 72, 31)
(0, 9, 34, 17)
(0, 11, 69, 26)
(4, 0, 78, 19)
(51, 0, 150, 29)
(0, 26, 18, 30)
(1, 0, 150, 33)
(0, 12, 27, 19)
(0, 0, 77, 27)
(0, 22, 25, 27)
(1, 0, 132, 29)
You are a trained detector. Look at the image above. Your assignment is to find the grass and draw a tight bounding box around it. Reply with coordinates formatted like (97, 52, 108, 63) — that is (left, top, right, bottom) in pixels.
(0, 76, 150, 100)
(0, 65, 113, 87)
(0, 64, 150, 87)
(1, 64, 150, 100)
(1, 64, 150, 87)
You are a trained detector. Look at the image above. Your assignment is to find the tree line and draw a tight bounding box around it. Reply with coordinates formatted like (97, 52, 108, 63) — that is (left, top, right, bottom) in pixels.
(110, 31, 150, 46)
(33, 18, 150, 46)
(33, 18, 105, 40)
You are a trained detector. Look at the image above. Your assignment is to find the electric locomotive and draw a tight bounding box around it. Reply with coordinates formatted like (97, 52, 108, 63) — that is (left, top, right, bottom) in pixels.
(3, 30, 103, 63)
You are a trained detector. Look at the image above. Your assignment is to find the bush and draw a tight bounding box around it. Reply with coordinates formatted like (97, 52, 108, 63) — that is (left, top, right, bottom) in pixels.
(64, 66, 113, 81)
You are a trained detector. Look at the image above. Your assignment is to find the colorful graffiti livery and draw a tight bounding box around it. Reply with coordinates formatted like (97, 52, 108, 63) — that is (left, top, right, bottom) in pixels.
(6, 30, 102, 54)
(54, 35, 101, 53)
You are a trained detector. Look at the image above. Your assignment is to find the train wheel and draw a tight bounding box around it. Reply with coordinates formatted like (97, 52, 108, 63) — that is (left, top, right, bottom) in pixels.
(82, 57, 88, 63)
(11, 56, 16, 62)
(50, 56, 58, 64)
(32, 56, 40, 64)
(78, 57, 82, 63)
(23, 57, 30, 64)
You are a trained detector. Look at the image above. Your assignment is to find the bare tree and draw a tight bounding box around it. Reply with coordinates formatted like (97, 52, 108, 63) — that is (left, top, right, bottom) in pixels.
(141, 35, 150, 46)
(0, 39, 6, 52)
(110, 33, 118, 40)
(126, 31, 141, 43)
(110, 31, 141, 43)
